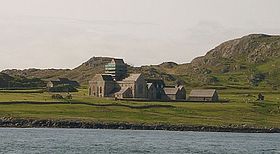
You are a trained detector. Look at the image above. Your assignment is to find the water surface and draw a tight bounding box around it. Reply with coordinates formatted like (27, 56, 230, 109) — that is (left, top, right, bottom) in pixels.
(0, 128, 279, 154)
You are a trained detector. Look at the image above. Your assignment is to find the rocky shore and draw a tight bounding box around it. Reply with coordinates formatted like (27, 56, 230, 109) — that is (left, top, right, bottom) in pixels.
(1, 117, 279, 133)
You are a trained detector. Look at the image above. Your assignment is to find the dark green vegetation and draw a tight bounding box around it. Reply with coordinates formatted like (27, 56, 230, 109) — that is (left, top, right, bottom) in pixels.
(0, 88, 279, 128)
(0, 73, 45, 89)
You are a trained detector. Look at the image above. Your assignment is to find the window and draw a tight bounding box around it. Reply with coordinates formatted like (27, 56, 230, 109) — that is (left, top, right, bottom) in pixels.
(100, 87, 103, 94)
(89, 87, 91, 95)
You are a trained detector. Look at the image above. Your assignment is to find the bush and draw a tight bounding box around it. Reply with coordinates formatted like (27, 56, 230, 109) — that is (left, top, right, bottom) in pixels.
(65, 94, 72, 99)
(250, 73, 266, 86)
(0, 73, 46, 88)
(51, 94, 64, 99)
(205, 76, 219, 85)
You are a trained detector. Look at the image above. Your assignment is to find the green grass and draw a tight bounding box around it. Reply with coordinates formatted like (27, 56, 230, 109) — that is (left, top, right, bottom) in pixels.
(0, 89, 44, 93)
(0, 92, 54, 102)
(0, 88, 279, 128)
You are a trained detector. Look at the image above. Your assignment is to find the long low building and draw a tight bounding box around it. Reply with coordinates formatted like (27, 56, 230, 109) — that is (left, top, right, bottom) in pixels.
(188, 89, 219, 102)
(47, 78, 80, 88)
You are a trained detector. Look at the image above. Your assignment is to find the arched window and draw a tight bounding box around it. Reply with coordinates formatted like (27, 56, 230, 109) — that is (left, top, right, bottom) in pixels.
(89, 87, 91, 95)
(100, 87, 103, 94)
(92, 86, 95, 96)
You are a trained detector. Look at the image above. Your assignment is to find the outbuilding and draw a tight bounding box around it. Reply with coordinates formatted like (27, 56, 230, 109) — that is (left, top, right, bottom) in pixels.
(162, 85, 186, 101)
(47, 78, 80, 88)
(188, 89, 219, 102)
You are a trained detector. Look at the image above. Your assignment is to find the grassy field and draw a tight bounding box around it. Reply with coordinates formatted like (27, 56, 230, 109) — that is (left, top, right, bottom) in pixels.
(0, 88, 280, 128)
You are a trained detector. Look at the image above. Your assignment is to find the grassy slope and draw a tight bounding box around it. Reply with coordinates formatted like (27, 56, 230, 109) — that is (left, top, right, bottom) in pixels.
(0, 89, 279, 128)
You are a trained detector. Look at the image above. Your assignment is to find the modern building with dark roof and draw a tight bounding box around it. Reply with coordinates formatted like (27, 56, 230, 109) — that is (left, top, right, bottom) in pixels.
(105, 58, 127, 81)
(188, 89, 219, 102)
(47, 78, 80, 88)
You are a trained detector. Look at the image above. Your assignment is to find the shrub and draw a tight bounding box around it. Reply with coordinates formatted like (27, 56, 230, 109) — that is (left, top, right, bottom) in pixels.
(65, 94, 72, 99)
(51, 94, 64, 99)
(250, 73, 266, 86)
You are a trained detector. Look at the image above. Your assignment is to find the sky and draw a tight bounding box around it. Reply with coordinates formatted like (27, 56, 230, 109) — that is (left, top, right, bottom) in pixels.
(0, 0, 280, 70)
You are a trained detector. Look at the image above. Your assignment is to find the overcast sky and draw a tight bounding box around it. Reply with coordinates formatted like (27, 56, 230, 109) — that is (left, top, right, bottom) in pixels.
(0, 0, 280, 70)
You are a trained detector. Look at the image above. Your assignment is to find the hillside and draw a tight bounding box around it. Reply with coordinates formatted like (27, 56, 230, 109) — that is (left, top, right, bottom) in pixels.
(2, 57, 113, 85)
(187, 34, 280, 88)
(135, 34, 280, 89)
(2, 34, 280, 89)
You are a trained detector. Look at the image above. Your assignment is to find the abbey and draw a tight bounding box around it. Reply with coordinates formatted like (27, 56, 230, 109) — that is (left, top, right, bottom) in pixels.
(88, 58, 186, 101)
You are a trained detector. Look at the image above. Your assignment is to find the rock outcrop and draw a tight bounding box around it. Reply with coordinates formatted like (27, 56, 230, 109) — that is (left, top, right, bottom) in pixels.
(1, 117, 279, 133)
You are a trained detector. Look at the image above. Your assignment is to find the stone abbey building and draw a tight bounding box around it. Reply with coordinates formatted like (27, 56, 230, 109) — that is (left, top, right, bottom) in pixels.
(89, 58, 186, 101)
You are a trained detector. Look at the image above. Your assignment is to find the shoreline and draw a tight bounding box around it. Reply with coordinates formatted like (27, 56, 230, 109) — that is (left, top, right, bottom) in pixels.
(1, 117, 279, 133)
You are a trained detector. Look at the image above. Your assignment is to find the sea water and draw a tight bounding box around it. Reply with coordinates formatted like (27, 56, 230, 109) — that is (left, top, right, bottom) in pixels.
(0, 128, 279, 154)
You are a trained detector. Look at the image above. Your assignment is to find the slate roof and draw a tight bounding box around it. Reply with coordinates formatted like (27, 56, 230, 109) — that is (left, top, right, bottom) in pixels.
(146, 79, 165, 85)
(49, 80, 61, 84)
(163, 87, 179, 95)
(177, 85, 185, 90)
(92, 74, 114, 81)
(189, 89, 217, 97)
(57, 78, 70, 82)
(49, 78, 80, 87)
(122, 74, 142, 82)
(147, 83, 153, 89)
(115, 87, 131, 95)
(101, 74, 114, 81)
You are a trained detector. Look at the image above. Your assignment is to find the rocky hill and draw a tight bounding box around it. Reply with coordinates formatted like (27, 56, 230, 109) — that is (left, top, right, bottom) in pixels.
(187, 34, 280, 88)
(2, 34, 280, 89)
(129, 34, 280, 88)
(190, 34, 280, 72)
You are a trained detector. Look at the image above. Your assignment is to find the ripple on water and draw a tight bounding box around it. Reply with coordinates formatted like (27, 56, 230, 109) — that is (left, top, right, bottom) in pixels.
(0, 128, 279, 154)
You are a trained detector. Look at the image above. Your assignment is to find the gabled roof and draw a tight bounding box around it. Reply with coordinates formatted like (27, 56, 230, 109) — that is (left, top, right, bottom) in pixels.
(49, 78, 80, 87)
(101, 74, 114, 81)
(122, 74, 142, 82)
(58, 78, 70, 82)
(189, 89, 217, 97)
(146, 79, 165, 86)
(92, 74, 114, 81)
(115, 87, 131, 95)
(177, 85, 185, 90)
(147, 83, 154, 89)
(49, 80, 61, 84)
(164, 87, 179, 95)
